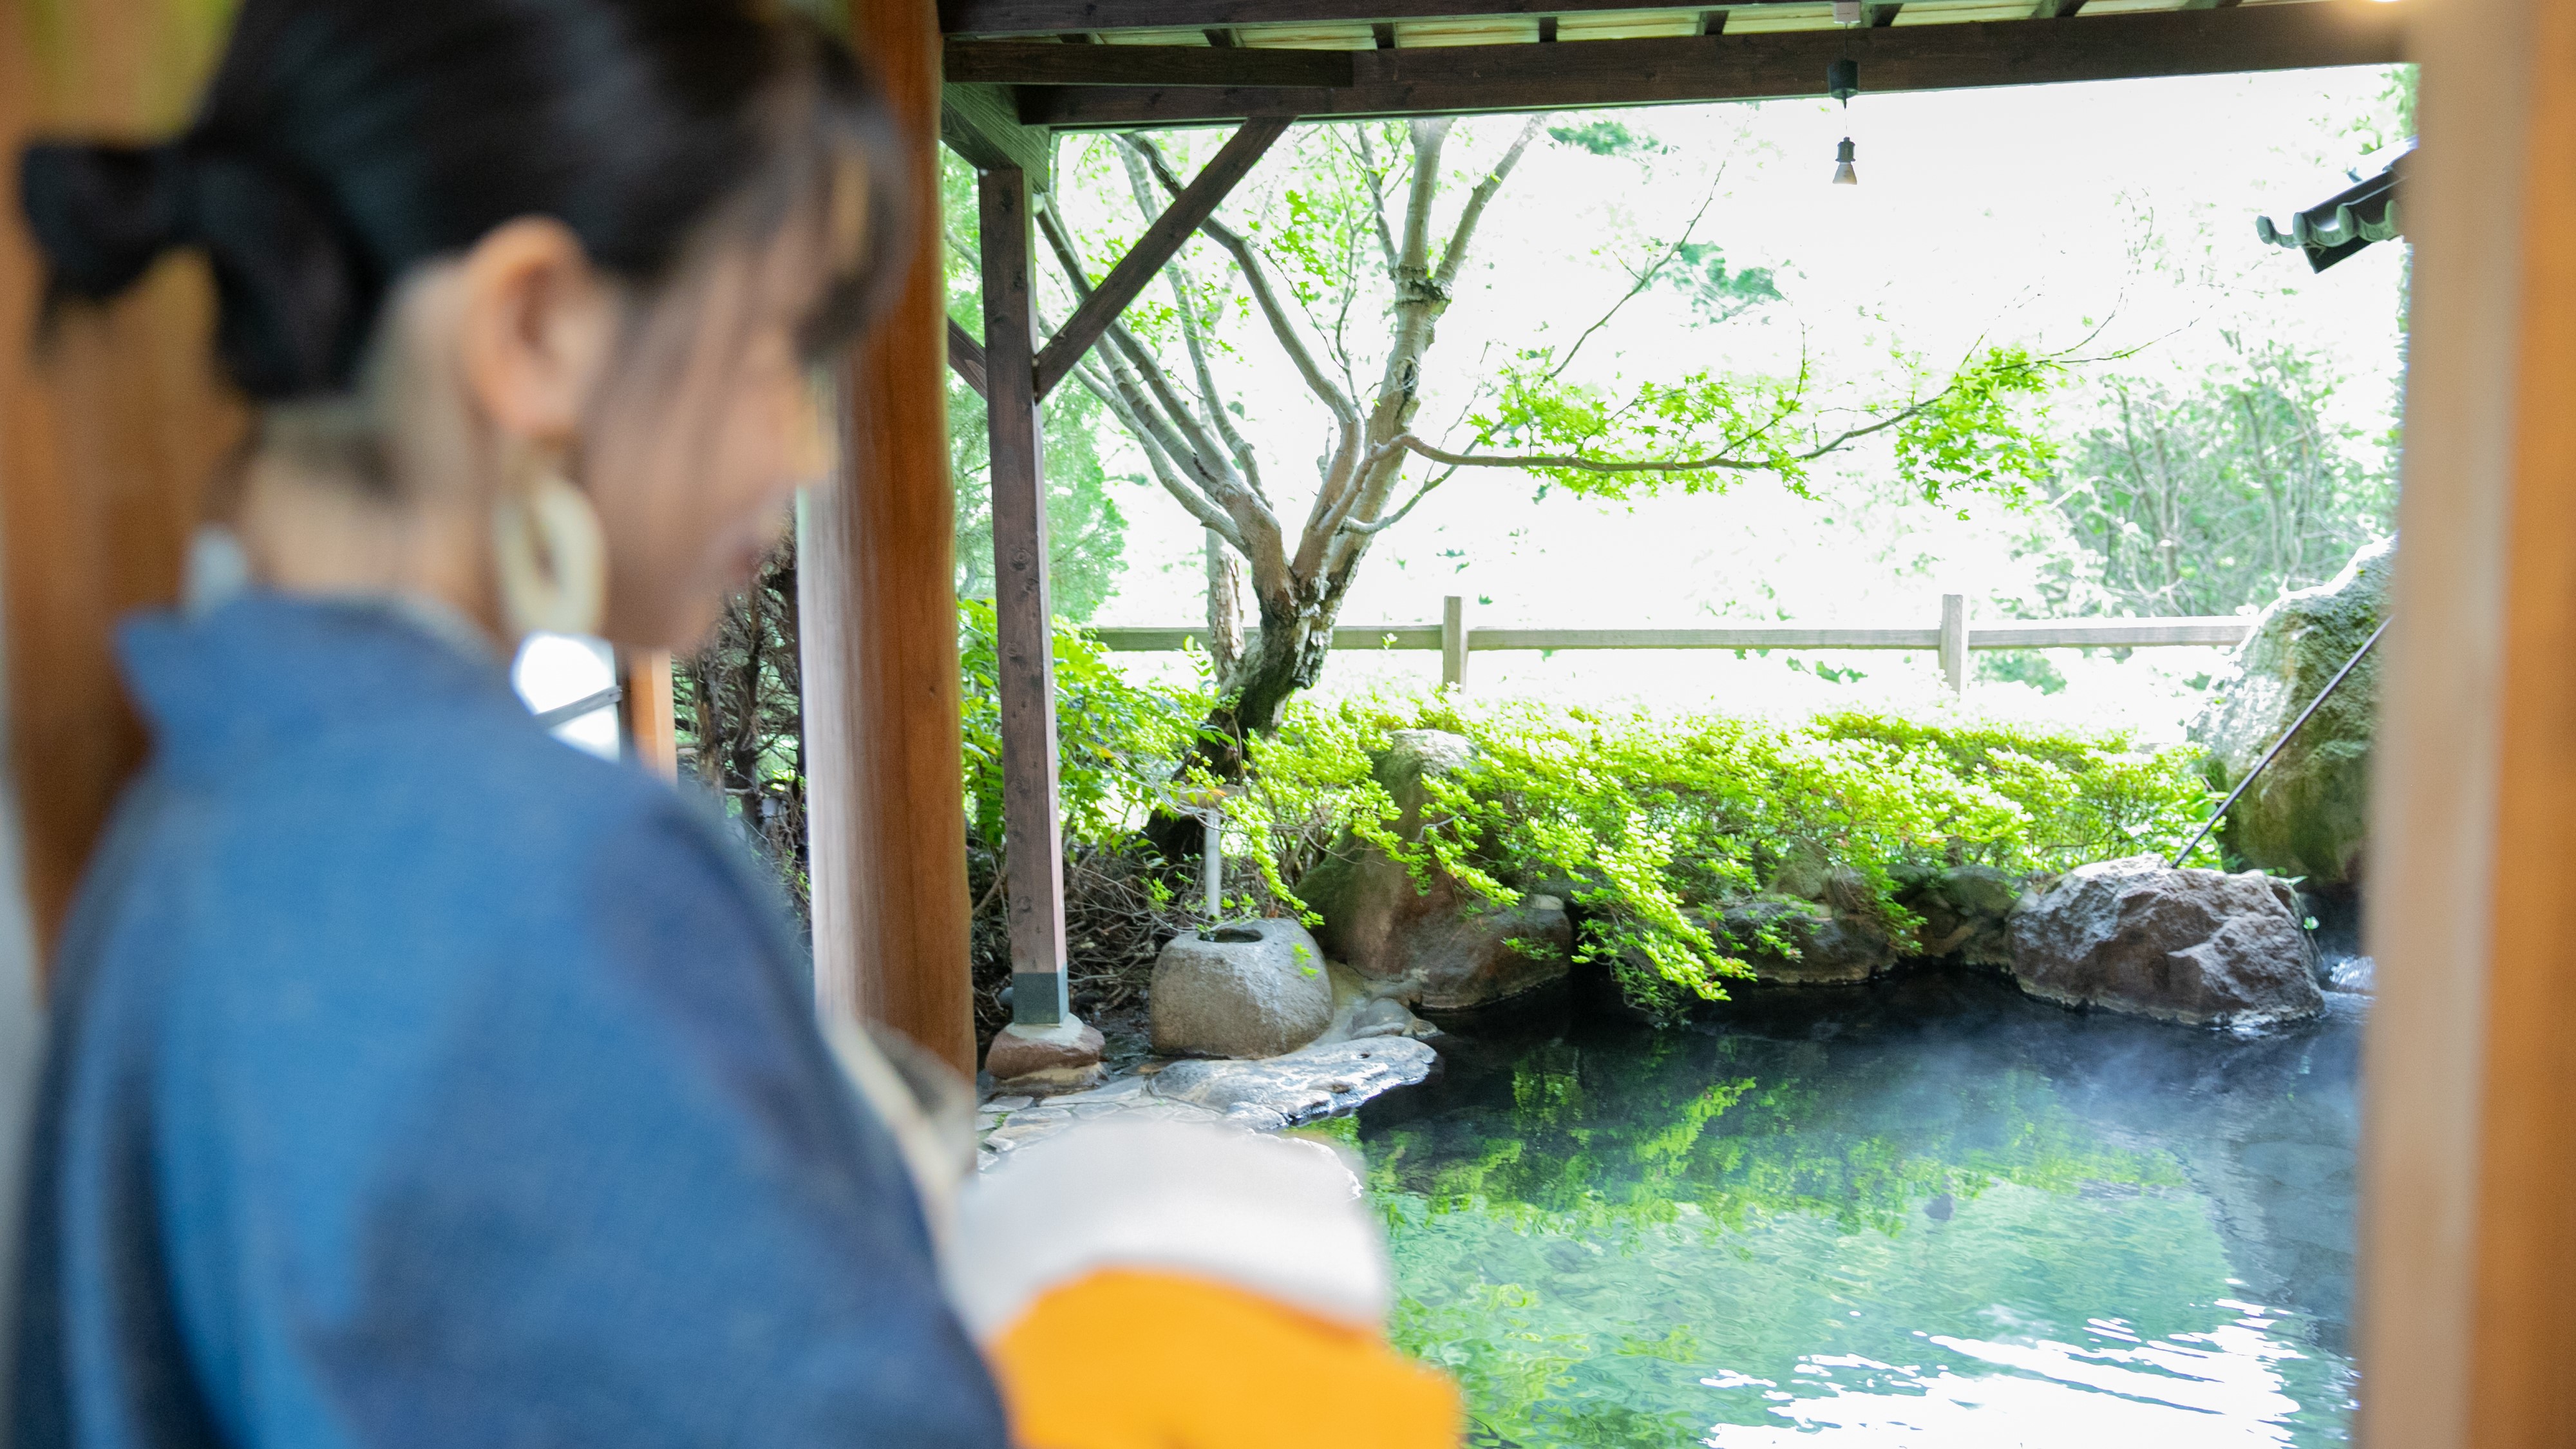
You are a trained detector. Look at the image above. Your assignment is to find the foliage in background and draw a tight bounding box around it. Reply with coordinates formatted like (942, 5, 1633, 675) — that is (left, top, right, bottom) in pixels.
(958, 601, 1208, 855)
(956, 606, 1221, 1039)
(676, 538, 809, 920)
(1229, 690, 2217, 1021)
(691, 597, 2213, 1026)
(948, 379, 1133, 623)
(942, 152, 1132, 623)
(2038, 336, 2394, 618)
(1027, 114, 2069, 761)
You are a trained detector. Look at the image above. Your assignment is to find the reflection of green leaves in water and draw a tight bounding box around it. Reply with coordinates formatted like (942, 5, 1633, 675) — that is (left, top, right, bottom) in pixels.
(1374, 1036, 2177, 1237)
(1368, 1032, 2206, 1448)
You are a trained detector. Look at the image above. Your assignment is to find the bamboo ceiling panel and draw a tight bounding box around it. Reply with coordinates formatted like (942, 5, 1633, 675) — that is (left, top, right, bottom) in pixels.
(1237, 26, 1383, 50)
(1716, 5, 1844, 35)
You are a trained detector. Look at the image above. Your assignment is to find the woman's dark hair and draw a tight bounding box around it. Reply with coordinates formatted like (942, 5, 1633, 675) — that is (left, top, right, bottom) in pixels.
(17, 0, 907, 401)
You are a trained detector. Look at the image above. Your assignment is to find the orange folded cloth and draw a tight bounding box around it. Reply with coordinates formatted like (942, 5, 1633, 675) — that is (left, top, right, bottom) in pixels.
(990, 1267, 1461, 1449)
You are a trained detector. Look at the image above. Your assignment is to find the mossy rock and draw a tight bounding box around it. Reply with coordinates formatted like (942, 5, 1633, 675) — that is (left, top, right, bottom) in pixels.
(2189, 538, 2391, 887)
(1298, 730, 1572, 1012)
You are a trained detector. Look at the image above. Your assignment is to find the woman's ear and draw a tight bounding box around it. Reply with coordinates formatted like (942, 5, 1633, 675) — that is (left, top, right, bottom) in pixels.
(454, 217, 614, 449)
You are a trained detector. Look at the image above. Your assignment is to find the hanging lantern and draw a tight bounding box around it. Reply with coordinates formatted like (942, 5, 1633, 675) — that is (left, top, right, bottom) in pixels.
(1828, 59, 1860, 186)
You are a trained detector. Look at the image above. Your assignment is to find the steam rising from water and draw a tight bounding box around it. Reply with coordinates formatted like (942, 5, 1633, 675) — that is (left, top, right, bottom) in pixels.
(1359, 971, 2362, 1446)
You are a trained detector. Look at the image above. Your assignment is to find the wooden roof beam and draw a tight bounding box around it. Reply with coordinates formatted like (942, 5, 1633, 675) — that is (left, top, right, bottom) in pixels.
(947, 39, 1357, 86)
(940, 80, 1055, 189)
(944, 0, 1830, 37)
(989, 3, 2405, 129)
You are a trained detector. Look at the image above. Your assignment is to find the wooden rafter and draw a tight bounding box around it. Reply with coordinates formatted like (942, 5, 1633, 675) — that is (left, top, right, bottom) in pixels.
(947, 318, 990, 397)
(974, 4, 2404, 129)
(1030, 115, 1293, 397)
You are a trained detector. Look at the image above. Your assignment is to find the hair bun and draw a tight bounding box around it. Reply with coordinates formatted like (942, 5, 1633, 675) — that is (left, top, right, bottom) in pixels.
(19, 141, 193, 301)
(20, 137, 377, 399)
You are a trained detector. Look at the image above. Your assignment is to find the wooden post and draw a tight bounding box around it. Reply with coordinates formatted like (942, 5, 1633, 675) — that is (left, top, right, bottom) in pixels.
(1938, 592, 1967, 694)
(616, 649, 678, 781)
(980, 165, 1071, 1030)
(1441, 594, 1468, 690)
(797, 0, 978, 1077)
(1, 1, 242, 962)
(2360, 3, 2576, 1444)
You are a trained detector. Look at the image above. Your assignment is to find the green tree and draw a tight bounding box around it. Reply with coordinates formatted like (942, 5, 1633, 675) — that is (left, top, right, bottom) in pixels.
(2041, 336, 2394, 617)
(941, 154, 1131, 623)
(1030, 116, 2066, 782)
(947, 377, 1130, 622)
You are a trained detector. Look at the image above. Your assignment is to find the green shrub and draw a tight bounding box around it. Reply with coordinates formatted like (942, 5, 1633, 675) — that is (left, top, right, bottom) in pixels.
(1228, 691, 2219, 1021)
(957, 601, 1208, 853)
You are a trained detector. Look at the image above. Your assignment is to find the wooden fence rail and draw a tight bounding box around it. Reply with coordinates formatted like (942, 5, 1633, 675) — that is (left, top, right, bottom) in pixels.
(1086, 593, 2259, 694)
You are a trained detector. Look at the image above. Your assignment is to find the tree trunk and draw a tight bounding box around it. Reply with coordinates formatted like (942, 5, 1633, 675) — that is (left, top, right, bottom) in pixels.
(1204, 527, 1244, 676)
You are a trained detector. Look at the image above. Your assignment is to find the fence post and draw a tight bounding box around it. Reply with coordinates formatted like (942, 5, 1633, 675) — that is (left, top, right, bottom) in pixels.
(1940, 593, 1969, 695)
(1442, 595, 1469, 689)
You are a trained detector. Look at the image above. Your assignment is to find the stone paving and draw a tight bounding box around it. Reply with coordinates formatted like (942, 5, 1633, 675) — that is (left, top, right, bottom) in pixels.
(977, 1036, 1437, 1171)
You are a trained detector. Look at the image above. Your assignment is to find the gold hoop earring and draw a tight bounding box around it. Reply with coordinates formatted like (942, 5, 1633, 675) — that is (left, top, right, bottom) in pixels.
(492, 462, 606, 639)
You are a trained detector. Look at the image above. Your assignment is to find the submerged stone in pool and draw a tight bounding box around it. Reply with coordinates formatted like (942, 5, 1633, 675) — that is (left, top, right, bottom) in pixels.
(1358, 971, 2361, 1448)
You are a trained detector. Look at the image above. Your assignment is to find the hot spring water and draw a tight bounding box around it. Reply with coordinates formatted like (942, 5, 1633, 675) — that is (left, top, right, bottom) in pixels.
(1352, 971, 2363, 1447)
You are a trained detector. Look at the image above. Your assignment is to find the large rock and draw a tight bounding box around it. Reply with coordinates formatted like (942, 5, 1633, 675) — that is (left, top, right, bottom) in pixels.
(2009, 856, 2324, 1027)
(1150, 917, 1334, 1059)
(1296, 730, 1573, 1012)
(1150, 1037, 1437, 1131)
(983, 1020, 1106, 1092)
(2190, 538, 2391, 887)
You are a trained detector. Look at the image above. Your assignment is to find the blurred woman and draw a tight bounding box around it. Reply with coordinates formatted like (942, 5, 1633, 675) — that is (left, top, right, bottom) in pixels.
(13, 2, 1007, 1443)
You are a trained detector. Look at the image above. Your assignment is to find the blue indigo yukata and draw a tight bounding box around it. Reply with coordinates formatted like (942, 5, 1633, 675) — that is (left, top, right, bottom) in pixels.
(13, 594, 1008, 1448)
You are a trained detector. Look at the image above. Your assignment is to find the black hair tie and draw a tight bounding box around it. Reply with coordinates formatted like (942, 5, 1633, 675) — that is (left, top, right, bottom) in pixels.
(21, 134, 376, 399)
(19, 138, 202, 303)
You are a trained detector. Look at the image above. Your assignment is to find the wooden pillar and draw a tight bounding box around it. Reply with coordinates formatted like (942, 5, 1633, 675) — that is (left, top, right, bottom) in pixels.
(616, 649, 677, 781)
(797, 0, 976, 1076)
(2360, 2, 2576, 1444)
(978, 166, 1070, 1030)
(1, 1, 243, 964)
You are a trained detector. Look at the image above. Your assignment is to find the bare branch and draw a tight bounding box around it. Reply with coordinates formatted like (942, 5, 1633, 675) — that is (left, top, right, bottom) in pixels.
(1352, 124, 1401, 276)
(1545, 169, 1724, 384)
(1129, 133, 1360, 428)
(1432, 115, 1542, 292)
(1338, 463, 1458, 536)
(1071, 355, 1249, 552)
(1111, 141, 1269, 500)
(1039, 279, 1244, 518)
(1040, 191, 1244, 494)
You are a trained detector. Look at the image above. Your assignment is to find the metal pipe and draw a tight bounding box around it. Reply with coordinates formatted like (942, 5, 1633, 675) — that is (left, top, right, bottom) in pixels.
(2170, 616, 2390, 870)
